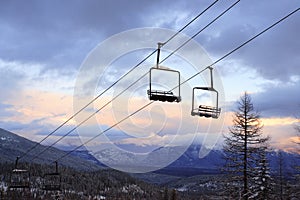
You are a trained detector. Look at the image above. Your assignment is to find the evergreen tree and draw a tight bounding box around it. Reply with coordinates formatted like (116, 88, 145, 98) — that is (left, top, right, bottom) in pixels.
(163, 187, 169, 200)
(250, 146, 272, 199)
(171, 189, 177, 200)
(222, 92, 269, 200)
(277, 151, 285, 200)
(293, 117, 300, 198)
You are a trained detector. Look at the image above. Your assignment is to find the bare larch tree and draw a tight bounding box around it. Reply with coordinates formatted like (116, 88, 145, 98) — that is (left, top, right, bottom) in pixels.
(222, 92, 269, 200)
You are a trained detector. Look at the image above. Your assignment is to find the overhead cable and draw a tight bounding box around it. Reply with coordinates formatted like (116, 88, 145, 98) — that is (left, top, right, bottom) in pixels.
(28, 0, 222, 161)
(55, 6, 299, 163)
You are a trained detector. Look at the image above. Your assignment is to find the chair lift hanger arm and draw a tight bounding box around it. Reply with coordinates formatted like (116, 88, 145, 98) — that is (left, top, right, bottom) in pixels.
(148, 42, 181, 103)
(191, 67, 221, 119)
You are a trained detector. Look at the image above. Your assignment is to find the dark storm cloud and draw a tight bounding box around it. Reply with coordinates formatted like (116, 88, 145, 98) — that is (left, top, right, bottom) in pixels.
(0, 121, 26, 133)
(195, 0, 299, 81)
(237, 18, 299, 81)
(0, 0, 298, 79)
(0, 113, 77, 139)
(222, 79, 300, 118)
(0, 0, 299, 147)
(189, 0, 299, 120)
(0, 65, 25, 99)
(0, 1, 132, 67)
(0, 0, 186, 69)
(252, 82, 300, 118)
(0, 103, 15, 118)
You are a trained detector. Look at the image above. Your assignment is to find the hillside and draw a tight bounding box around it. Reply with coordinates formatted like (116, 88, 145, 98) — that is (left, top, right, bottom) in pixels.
(0, 128, 299, 199)
(0, 128, 171, 199)
(0, 128, 100, 171)
(0, 162, 166, 200)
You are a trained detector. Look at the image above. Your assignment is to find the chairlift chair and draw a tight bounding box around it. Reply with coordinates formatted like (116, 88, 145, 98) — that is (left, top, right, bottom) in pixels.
(191, 67, 221, 119)
(147, 42, 181, 103)
(42, 161, 61, 191)
(9, 157, 30, 189)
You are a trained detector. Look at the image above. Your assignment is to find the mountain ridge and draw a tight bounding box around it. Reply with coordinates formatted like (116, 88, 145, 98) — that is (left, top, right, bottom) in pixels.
(91, 143, 300, 176)
(0, 128, 101, 171)
(1, 127, 299, 176)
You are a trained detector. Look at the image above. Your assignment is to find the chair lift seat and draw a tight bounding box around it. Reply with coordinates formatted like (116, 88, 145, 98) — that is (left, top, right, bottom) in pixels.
(190, 67, 221, 119)
(42, 172, 61, 191)
(42, 161, 61, 191)
(147, 42, 181, 103)
(197, 105, 221, 119)
(147, 89, 181, 102)
(9, 169, 30, 189)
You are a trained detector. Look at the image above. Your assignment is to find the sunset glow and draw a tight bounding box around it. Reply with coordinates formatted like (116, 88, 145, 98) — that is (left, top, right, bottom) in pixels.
(0, 0, 299, 154)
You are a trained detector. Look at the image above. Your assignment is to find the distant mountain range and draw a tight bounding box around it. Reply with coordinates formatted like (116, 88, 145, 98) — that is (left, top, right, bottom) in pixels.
(1, 127, 299, 177)
(157, 144, 300, 176)
(88, 143, 300, 177)
(0, 128, 101, 171)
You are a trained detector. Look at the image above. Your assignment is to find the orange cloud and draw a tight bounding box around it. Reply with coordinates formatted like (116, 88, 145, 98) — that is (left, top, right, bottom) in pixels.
(217, 112, 300, 152)
(4, 87, 298, 154)
(290, 136, 300, 144)
(4, 90, 75, 125)
(261, 117, 298, 126)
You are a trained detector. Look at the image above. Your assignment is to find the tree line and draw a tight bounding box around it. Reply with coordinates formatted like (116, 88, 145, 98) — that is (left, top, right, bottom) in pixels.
(221, 92, 300, 200)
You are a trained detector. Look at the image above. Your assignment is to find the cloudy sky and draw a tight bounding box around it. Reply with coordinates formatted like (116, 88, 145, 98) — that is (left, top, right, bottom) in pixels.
(0, 0, 299, 155)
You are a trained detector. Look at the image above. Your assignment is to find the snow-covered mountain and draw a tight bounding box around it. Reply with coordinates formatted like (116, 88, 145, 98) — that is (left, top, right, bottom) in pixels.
(90, 144, 300, 176)
(2, 127, 298, 175)
(0, 128, 101, 171)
